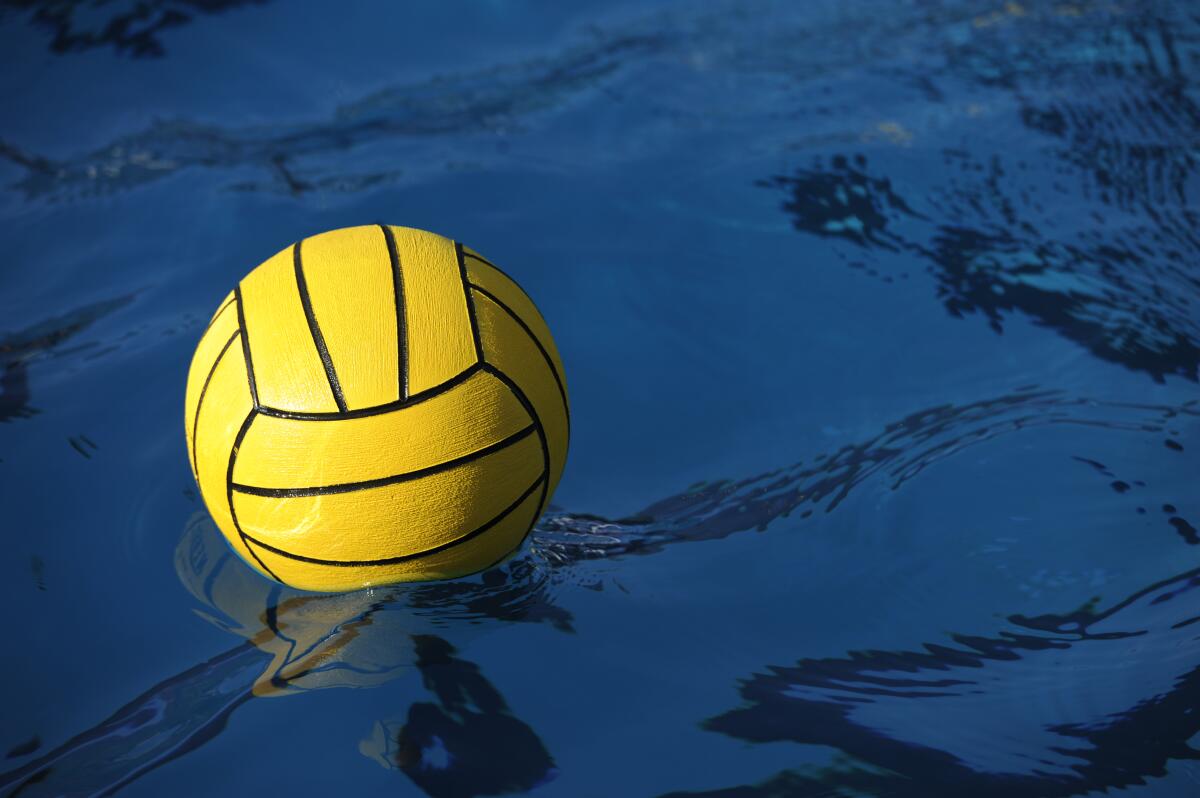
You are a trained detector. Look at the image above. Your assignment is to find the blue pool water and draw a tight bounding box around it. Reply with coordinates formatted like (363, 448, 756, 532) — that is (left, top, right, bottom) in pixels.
(1, 1, 1198, 795)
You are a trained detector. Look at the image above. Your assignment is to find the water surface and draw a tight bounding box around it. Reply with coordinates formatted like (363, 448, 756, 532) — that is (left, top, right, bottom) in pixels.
(1, 1, 1198, 796)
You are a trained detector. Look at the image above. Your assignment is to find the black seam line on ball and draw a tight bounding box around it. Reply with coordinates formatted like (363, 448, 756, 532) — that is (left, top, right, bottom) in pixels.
(191, 329, 241, 476)
(456, 242, 485, 364)
(462, 250, 517, 285)
(233, 285, 259, 408)
(239, 473, 546, 567)
(293, 240, 348, 413)
(470, 285, 570, 426)
(480, 363, 552, 525)
(379, 224, 408, 401)
(463, 250, 551, 324)
(477, 490, 546, 574)
(254, 362, 482, 421)
(225, 410, 281, 581)
(202, 295, 236, 334)
(478, 545, 520, 575)
(231, 423, 537, 497)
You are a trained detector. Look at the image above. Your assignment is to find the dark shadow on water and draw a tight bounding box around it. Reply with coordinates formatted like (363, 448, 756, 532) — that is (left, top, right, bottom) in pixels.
(0, 0, 269, 58)
(758, 3, 1200, 383)
(362, 635, 557, 798)
(0, 294, 137, 423)
(762, 154, 1200, 383)
(0, 29, 669, 199)
(659, 566, 1200, 798)
(2, 739, 38, 761)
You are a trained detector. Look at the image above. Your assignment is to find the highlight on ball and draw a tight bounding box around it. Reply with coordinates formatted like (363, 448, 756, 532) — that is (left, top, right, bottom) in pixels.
(184, 225, 569, 592)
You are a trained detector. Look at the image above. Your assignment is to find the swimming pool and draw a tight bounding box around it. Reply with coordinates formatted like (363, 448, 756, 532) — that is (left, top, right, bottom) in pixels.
(1, 1, 1197, 795)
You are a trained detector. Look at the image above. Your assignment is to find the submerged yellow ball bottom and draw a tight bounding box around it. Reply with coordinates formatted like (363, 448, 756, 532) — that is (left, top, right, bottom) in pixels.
(184, 225, 569, 592)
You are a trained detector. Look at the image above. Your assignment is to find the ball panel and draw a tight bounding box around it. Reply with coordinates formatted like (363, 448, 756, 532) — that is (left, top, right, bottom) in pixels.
(462, 248, 568, 407)
(240, 477, 544, 591)
(206, 290, 235, 327)
(232, 369, 530, 490)
(474, 289, 569, 498)
(467, 280, 568, 432)
(192, 338, 255, 553)
(184, 301, 241, 474)
(232, 429, 543, 562)
(388, 226, 478, 395)
(299, 226, 401, 410)
(241, 245, 341, 413)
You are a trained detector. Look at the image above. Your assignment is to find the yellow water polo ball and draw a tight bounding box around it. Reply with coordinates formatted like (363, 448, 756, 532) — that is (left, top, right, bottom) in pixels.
(183, 225, 569, 592)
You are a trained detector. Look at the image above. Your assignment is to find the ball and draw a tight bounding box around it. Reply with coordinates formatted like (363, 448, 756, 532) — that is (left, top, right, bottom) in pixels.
(184, 225, 569, 592)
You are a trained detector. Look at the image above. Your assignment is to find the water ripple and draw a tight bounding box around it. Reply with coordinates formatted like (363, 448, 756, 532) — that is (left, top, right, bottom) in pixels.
(2, 385, 1191, 796)
(660, 566, 1200, 796)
